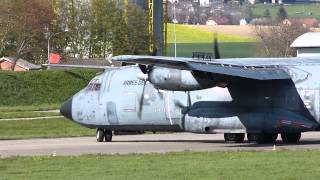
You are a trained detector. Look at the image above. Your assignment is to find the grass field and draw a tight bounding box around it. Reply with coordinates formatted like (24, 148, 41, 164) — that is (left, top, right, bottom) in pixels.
(0, 118, 94, 140)
(0, 104, 61, 112)
(167, 24, 255, 44)
(0, 70, 97, 107)
(1, 150, 320, 179)
(167, 42, 257, 58)
(0, 111, 60, 119)
(166, 24, 257, 58)
(252, 3, 320, 20)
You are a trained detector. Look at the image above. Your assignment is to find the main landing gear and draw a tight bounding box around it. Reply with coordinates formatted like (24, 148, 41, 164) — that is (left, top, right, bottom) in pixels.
(223, 132, 301, 144)
(280, 133, 301, 143)
(224, 133, 245, 143)
(247, 133, 278, 144)
(96, 129, 113, 142)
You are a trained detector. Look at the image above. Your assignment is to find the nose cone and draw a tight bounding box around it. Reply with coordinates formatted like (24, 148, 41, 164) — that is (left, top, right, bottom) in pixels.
(60, 97, 73, 120)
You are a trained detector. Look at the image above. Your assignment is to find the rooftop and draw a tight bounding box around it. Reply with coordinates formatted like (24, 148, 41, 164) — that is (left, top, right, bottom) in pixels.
(291, 32, 320, 48)
(0, 57, 41, 70)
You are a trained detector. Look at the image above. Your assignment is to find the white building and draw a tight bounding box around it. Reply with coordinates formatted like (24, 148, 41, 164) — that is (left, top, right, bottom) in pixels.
(248, 0, 257, 4)
(206, 20, 217, 26)
(240, 18, 248, 26)
(168, 0, 211, 6)
(291, 32, 320, 57)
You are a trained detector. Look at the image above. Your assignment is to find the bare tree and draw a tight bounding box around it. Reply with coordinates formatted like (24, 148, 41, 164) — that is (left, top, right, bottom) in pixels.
(254, 23, 309, 57)
(0, 0, 55, 68)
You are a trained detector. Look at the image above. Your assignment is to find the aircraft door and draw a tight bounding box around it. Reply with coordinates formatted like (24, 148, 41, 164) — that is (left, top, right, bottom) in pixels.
(118, 92, 138, 123)
(164, 91, 182, 126)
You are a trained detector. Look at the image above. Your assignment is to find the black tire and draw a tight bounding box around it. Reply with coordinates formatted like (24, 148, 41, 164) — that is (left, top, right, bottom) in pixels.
(105, 130, 113, 142)
(224, 133, 245, 143)
(247, 133, 278, 144)
(281, 132, 301, 143)
(96, 129, 104, 142)
(247, 133, 261, 143)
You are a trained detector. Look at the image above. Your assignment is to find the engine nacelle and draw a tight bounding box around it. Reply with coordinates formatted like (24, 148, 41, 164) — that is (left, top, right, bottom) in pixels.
(148, 67, 216, 91)
(184, 113, 246, 133)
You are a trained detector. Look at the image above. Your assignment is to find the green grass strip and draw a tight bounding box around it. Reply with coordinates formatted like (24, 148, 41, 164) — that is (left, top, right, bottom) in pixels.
(0, 118, 94, 140)
(0, 111, 60, 119)
(0, 150, 319, 179)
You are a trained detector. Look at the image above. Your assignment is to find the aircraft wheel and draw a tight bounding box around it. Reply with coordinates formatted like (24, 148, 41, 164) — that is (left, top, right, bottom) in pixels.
(224, 133, 245, 143)
(281, 132, 301, 143)
(96, 129, 104, 142)
(105, 130, 113, 142)
(247, 133, 278, 144)
(247, 133, 261, 143)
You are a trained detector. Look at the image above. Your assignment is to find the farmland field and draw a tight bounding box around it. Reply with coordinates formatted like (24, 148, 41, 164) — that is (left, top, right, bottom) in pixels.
(167, 42, 256, 58)
(252, 3, 320, 20)
(167, 24, 257, 58)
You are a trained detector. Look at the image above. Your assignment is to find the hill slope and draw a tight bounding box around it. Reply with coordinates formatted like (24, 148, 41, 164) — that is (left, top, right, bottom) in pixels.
(0, 70, 98, 107)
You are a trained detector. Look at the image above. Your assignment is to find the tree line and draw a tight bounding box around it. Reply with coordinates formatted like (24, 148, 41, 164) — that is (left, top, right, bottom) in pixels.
(0, 0, 150, 65)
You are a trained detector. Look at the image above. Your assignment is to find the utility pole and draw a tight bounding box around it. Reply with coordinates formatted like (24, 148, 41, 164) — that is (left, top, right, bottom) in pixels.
(173, 1, 177, 57)
(126, 0, 168, 56)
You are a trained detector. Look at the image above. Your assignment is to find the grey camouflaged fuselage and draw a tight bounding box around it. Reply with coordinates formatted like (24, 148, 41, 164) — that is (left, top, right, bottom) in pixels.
(69, 64, 320, 134)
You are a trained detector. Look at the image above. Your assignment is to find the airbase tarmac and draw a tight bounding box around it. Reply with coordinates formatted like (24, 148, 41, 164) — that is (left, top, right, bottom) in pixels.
(1, 132, 320, 157)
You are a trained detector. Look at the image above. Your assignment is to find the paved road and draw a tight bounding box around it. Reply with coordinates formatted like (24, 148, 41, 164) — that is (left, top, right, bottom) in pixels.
(1, 132, 320, 157)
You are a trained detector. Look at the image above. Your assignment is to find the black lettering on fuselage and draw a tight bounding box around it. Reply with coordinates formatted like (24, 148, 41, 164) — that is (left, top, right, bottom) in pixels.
(123, 80, 144, 86)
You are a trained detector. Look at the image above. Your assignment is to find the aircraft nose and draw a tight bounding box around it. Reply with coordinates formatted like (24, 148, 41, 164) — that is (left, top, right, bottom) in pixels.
(60, 97, 73, 120)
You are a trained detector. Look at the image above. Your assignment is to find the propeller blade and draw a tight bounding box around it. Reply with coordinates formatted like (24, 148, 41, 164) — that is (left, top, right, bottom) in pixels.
(214, 33, 221, 59)
(137, 73, 148, 81)
(187, 91, 191, 107)
(138, 80, 146, 119)
(151, 47, 157, 56)
(156, 89, 164, 99)
(174, 100, 185, 109)
(139, 64, 149, 74)
(138, 48, 157, 74)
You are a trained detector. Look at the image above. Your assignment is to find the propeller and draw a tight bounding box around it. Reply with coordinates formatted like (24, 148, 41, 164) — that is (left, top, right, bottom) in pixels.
(214, 33, 221, 59)
(187, 91, 191, 107)
(138, 80, 147, 119)
(174, 91, 192, 113)
(105, 54, 115, 67)
(138, 48, 157, 74)
(137, 48, 158, 119)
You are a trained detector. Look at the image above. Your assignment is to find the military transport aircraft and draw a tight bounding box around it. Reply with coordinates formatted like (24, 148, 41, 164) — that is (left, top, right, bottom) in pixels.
(60, 32, 320, 144)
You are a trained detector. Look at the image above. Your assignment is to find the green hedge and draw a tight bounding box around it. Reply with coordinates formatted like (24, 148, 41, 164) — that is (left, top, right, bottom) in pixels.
(0, 70, 98, 106)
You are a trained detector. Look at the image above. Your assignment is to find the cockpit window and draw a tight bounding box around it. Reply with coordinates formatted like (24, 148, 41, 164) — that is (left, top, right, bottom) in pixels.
(87, 79, 102, 91)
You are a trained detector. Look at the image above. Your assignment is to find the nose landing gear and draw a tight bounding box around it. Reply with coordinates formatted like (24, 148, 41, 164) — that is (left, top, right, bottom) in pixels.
(96, 129, 113, 142)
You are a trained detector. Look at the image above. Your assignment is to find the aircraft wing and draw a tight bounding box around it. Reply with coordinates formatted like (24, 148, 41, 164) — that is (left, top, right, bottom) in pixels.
(112, 55, 292, 80)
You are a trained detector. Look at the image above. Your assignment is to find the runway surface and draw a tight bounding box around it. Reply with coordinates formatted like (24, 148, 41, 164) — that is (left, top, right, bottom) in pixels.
(1, 132, 320, 157)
